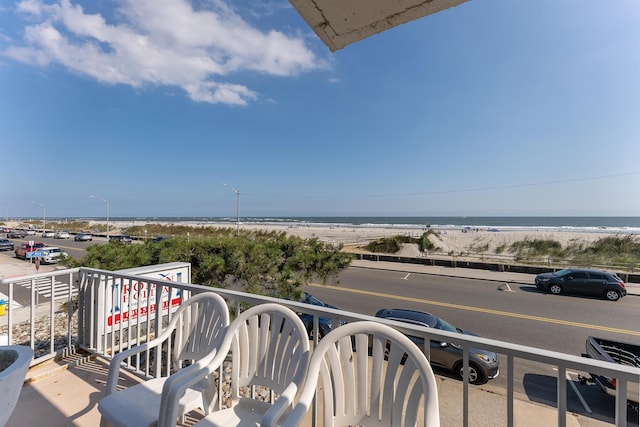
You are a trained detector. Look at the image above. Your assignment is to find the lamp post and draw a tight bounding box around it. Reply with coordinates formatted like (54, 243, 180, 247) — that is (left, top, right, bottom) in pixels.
(31, 201, 46, 231)
(90, 195, 110, 238)
(223, 183, 240, 236)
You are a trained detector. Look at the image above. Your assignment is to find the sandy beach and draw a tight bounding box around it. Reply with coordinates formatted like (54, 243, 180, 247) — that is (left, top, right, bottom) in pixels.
(5, 218, 635, 259)
(83, 219, 634, 259)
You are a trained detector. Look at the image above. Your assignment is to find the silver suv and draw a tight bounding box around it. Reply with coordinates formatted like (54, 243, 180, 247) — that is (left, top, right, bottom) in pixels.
(375, 308, 499, 384)
(0, 239, 14, 251)
(109, 235, 132, 244)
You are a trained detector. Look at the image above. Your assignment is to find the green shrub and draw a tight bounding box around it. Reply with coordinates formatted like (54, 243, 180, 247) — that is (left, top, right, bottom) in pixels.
(64, 229, 353, 297)
(509, 239, 563, 257)
(365, 230, 441, 254)
(366, 237, 403, 253)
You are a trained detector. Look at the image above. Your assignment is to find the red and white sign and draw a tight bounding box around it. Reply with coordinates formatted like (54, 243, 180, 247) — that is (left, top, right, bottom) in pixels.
(104, 264, 190, 330)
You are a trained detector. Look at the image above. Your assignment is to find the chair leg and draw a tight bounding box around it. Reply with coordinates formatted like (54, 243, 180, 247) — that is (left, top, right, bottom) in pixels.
(201, 376, 220, 415)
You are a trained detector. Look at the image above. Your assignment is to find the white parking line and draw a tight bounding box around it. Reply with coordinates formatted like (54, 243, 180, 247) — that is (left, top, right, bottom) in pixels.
(498, 282, 515, 292)
(401, 273, 411, 280)
(554, 367, 592, 414)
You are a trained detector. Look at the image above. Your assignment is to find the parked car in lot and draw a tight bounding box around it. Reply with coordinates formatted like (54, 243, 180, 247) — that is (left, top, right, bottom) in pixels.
(7, 230, 26, 238)
(15, 242, 45, 260)
(109, 235, 132, 244)
(42, 230, 55, 238)
(0, 239, 15, 251)
(375, 308, 500, 384)
(54, 231, 71, 239)
(74, 233, 93, 242)
(37, 247, 66, 264)
(534, 268, 626, 301)
(2, 227, 11, 233)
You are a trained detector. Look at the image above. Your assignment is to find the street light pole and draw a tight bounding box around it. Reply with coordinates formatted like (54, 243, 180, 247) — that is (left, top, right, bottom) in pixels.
(223, 183, 240, 236)
(91, 195, 110, 238)
(31, 201, 46, 230)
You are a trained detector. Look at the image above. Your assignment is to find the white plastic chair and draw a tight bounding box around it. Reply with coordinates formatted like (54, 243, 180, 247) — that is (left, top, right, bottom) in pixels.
(282, 321, 441, 427)
(98, 291, 230, 427)
(159, 303, 311, 427)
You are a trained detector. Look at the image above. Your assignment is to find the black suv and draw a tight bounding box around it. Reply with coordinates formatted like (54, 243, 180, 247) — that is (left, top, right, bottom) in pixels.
(534, 268, 626, 301)
(375, 308, 499, 384)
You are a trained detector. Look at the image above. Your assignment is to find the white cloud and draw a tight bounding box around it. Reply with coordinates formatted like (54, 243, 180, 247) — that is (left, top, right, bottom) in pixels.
(4, 0, 324, 106)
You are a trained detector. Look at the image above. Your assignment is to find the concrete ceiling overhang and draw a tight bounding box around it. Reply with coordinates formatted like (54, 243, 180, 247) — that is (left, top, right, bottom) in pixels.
(289, 0, 470, 52)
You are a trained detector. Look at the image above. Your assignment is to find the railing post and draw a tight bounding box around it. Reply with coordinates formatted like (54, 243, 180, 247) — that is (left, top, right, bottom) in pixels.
(463, 346, 469, 427)
(557, 366, 567, 427)
(49, 275, 55, 356)
(615, 380, 628, 427)
(506, 356, 514, 426)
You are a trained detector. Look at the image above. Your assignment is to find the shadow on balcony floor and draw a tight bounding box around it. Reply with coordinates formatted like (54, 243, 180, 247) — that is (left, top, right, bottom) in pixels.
(523, 372, 639, 426)
(9, 351, 206, 427)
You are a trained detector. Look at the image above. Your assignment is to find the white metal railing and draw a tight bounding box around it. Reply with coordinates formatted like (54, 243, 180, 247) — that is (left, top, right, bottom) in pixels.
(0, 268, 79, 365)
(2, 266, 639, 426)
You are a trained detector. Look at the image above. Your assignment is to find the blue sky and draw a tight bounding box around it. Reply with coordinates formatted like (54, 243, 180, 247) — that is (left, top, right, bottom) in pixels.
(1, 0, 639, 219)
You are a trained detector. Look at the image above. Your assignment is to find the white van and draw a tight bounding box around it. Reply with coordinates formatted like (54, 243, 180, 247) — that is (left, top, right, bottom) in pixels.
(38, 247, 66, 264)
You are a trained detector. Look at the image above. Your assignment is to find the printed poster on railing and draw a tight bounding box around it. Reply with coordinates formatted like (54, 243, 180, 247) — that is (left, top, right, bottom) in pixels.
(105, 263, 191, 331)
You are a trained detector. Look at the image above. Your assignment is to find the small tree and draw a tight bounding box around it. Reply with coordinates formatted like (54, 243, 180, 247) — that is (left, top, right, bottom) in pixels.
(65, 230, 353, 298)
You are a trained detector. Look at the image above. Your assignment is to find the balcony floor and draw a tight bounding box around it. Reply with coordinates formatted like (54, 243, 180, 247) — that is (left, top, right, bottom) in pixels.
(8, 350, 618, 427)
(9, 353, 150, 426)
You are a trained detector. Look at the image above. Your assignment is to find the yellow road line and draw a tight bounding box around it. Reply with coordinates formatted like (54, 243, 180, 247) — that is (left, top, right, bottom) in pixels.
(308, 283, 640, 337)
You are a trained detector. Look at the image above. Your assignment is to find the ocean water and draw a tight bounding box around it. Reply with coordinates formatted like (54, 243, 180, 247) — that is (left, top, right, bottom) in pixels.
(93, 216, 640, 235)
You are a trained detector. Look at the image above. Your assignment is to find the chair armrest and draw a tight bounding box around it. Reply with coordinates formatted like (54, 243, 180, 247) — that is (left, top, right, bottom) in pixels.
(157, 328, 235, 427)
(279, 402, 311, 427)
(104, 332, 175, 396)
(278, 365, 320, 427)
(156, 363, 201, 427)
(259, 382, 299, 427)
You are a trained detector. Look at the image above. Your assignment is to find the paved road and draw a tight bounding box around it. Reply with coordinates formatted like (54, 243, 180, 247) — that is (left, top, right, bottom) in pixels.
(306, 260, 640, 424)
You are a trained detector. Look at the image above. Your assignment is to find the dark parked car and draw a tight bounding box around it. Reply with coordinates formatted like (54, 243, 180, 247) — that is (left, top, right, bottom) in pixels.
(375, 308, 499, 384)
(0, 239, 14, 251)
(109, 235, 132, 244)
(7, 230, 26, 239)
(295, 292, 342, 340)
(534, 268, 626, 301)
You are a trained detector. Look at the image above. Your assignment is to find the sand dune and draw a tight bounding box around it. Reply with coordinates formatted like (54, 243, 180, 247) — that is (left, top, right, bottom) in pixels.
(7, 218, 632, 258)
(98, 220, 630, 257)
